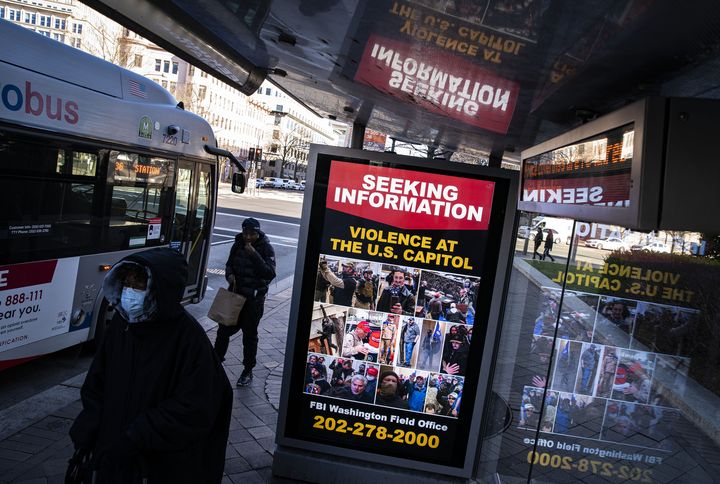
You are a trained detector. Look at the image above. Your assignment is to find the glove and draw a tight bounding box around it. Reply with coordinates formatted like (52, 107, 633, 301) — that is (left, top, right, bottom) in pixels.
(99, 434, 138, 471)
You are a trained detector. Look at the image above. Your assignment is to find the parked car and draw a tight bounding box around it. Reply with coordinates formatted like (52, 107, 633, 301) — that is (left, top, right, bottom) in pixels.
(517, 226, 532, 239)
(262, 177, 285, 188)
(287, 181, 303, 190)
(280, 178, 294, 189)
(630, 241, 671, 253)
(585, 237, 628, 251)
(254, 178, 266, 188)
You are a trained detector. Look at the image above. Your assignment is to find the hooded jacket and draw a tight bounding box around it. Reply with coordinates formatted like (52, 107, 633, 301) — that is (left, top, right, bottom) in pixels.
(70, 248, 232, 483)
(226, 230, 276, 298)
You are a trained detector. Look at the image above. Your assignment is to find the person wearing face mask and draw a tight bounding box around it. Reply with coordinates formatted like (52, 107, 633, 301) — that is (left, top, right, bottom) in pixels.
(214, 217, 276, 387)
(375, 371, 408, 409)
(69, 248, 232, 484)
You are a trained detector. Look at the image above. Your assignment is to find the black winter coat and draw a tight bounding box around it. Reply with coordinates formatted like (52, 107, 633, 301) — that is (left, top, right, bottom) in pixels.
(69, 248, 232, 483)
(226, 231, 276, 298)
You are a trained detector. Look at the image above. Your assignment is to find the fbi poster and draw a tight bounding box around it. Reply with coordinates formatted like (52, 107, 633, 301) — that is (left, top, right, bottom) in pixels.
(279, 148, 516, 475)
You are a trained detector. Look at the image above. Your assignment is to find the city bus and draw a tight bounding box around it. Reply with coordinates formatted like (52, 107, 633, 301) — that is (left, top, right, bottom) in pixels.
(0, 20, 230, 370)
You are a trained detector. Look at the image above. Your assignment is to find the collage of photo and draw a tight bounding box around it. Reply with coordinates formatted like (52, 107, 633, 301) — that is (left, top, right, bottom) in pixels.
(307, 254, 482, 419)
(517, 287, 697, 449)
(304, 352, 465, 418)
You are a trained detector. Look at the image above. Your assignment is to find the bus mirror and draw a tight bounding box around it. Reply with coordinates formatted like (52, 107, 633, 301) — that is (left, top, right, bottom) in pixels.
(232, 172, 246, 194)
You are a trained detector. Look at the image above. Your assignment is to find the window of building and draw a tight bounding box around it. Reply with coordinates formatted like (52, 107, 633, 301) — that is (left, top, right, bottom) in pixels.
(122, 27, 130, 37)
(163, 61, 170, 73)
(72, 23, 82, 34)
(188, 65, 195, 77)
(154, 59, 161, 72)
(25, 12, 37, 24)
(38, 30, 50, 37)
(169, 82, 176, 93)
(265, 87, 271, 95)
(71, 38, 81, 49)
(171, 62, 178, 74)
(161, 80, 168, 89)
(198, 85, 207, 99)
(134, 54, 142, 68)
(200, 71, 207, 78)
(53, 33, 64, 42)
(55, 18, 66, 30)
(9, 9, 20, 21)
(0, 7, 4, 19)
(276, 104, 284, 112)
(39, 15, 50, 27)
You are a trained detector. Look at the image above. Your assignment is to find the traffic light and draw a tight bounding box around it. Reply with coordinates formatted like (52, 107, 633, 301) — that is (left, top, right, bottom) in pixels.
(255, 148, 262, 162)
(248, 147, 255, 161)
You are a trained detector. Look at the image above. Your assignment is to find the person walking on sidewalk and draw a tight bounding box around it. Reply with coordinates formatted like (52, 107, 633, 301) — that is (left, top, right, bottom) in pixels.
(542, 230, 556, 262)
(214, 217, 276, 386)
(69, 248, 232, 483)
(533, 228, 544, 259)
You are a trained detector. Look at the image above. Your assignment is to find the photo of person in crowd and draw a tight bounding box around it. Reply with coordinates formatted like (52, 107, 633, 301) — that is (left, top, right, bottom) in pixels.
(307, 302, 345, 356)
(554, 392, 605, 439)
(397, 316, 421, 367)
(593, 297, 638, 348)
(631, 302, 696, 356)
(425, 374, 463, 417)
(612, 350, 655, 404)
(551, 339, 581, 393)
(316, 256, 381, 310)
(375, 265, 418, 315)
(416, 320, 444, 372)
(528, 335, 553, 386)
(417, 271, 479, 325)
(378, 313, 399, 365)
(575, 343, 600, 395)
(305, 358, 332, 395)
(601, 401, 679, 449)
(327, 373, 374, 403)
(314, 257, 339, 303)
(518, 386, 543, 429)
(404, 373, 428, 412)
(375, 366, 408, 409)
(533, 288, 596, 342)
(595, 346, 619, 398)
(441, 324, 470, 376)
(354, 266, 379, 310)
(541, 390, 559, 432)
(341, 319, 381, 362)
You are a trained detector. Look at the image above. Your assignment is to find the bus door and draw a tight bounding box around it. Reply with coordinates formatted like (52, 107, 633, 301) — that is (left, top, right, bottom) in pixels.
(171, 160, 214, 301)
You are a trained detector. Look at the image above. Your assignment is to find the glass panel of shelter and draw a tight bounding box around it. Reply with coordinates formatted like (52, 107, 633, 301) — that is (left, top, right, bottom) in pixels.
(477, 212, 720, 483)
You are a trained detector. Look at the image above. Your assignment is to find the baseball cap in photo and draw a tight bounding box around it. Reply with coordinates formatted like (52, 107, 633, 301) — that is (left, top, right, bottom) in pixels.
(356, 321, 371, 333)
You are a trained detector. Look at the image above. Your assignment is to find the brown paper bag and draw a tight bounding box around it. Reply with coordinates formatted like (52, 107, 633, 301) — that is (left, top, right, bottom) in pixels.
(207, 286, 246, 326)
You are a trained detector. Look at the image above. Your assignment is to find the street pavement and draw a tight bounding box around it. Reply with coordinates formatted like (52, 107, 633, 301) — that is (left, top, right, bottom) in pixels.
(0, 277, 294, 484)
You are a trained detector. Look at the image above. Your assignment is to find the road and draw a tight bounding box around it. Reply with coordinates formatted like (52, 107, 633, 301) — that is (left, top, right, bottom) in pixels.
(0, 186, 303, 412)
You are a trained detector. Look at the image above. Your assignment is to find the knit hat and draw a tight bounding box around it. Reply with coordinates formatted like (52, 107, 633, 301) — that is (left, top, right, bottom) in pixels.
(379, 370, 399, 383)
(242, 217, 261, 231)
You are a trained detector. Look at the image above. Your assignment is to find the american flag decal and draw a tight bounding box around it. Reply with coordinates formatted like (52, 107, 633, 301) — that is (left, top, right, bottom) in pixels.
(128, 79, 147, 98)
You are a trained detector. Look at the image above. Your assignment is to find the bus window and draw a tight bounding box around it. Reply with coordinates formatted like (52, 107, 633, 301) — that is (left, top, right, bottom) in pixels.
(171, 165, 193, 247)
(0, 135, 100, 265)
(105, 151, 174, 250)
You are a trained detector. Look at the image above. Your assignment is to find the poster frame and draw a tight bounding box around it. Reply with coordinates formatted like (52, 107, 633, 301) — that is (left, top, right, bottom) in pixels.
(518, 97, 666, 230)
(275, 145, 519, 478)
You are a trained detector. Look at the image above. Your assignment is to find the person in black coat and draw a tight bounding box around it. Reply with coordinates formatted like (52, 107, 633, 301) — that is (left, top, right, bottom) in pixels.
(533, 229, 543, 259)
(542, 230, 555, 262)
(214, 217, 276, 386)
(69, 248, 232, 484)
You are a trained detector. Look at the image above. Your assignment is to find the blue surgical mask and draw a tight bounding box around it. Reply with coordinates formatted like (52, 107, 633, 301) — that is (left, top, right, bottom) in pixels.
(121, 287, 148, 322)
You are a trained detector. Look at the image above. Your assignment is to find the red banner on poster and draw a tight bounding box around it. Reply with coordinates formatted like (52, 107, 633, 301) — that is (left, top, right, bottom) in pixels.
(355, 35, 519, 134)
(326, 160, 495, 230)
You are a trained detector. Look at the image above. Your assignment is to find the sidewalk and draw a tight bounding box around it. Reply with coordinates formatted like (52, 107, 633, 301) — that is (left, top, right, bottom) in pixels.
(0, 283, 294, 484)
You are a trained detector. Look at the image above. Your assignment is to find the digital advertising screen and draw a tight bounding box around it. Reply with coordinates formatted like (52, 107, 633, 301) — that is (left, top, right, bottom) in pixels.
(278, 148, 516, 475)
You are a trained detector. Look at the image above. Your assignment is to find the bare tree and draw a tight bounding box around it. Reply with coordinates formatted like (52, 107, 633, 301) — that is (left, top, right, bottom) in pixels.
(265, 126, 310, 179)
